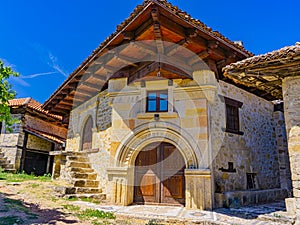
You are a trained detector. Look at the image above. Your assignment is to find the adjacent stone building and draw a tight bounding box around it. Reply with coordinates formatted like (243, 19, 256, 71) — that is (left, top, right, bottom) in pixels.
(0, 98, 67, 175)
(42, 0, 292, 210)
(224, 42, 300, 222)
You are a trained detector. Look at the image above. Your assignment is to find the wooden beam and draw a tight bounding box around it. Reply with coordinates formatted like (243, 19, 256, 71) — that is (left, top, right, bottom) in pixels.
(130, 41, 157, 56)
(151, 6, 164, 54)
(188, 49, 212, 65)
(122, 31, 134, 40)
(159, 15, 186, 39)
(113, 54, 138, 67)
(135, 18, 153, 38)
(166, 38, 191, 56)
(128, 62, 158, 83)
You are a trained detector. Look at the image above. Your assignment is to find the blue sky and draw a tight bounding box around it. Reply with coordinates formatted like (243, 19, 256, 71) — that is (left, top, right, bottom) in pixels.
(1, 0, 299, 103)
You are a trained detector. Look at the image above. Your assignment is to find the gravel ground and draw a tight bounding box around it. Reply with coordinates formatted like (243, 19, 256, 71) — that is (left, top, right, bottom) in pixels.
(0, 180, 295, 225)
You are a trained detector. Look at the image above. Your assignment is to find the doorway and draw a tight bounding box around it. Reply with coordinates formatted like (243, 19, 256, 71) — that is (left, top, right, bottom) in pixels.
(134, 142, 185, 205)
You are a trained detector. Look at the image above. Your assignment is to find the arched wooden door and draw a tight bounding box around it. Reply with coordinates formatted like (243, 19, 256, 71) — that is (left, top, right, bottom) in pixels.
(134, 142, 185, 205)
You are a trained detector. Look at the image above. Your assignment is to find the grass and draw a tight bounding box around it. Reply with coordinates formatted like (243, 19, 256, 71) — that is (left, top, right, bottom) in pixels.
(0, 216, 24, 225)
(63, 204, 116, 224)
(0, 168, 51, 183)
(79, 209, 116, 219)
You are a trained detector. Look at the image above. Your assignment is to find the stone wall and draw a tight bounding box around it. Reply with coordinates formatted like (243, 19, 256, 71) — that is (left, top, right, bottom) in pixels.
(26, 134, 52, 151)
(282, 76, 300, 221)
(212, 80, 286, 207)
(63, 73, 289, 209)
(0, 114, 24, 169)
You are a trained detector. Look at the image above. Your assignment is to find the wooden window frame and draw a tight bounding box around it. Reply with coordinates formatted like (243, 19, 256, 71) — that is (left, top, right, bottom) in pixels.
(224, 97, 244, 135)
(146, 90, 168, 113)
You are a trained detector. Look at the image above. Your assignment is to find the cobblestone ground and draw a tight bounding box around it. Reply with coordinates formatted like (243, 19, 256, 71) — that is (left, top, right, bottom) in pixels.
(0, 180, 295, 225)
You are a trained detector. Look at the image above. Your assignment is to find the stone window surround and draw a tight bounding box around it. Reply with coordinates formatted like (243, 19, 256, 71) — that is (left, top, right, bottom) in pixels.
(139, 81, 174, 115)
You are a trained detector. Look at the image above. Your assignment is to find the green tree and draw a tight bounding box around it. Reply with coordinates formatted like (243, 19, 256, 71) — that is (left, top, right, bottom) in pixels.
(0, 59, 19, 131)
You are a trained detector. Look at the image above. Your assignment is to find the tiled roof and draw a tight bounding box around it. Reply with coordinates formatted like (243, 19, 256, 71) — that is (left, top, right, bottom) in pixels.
(223, 42, 300, 72)
(24, 127, 65, 144)
(43, 0, 252, 109)
(9, 98, 62, 120)
(223, 42, 300, 100)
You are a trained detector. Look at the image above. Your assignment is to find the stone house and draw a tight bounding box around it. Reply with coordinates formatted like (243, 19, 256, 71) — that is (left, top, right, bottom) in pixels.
(42, 0, 292, 209)
(223, 42, 300, 220)
(0, 98, 67, 175)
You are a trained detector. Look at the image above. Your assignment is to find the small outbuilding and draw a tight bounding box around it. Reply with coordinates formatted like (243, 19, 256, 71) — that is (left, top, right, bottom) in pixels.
(0, 98, 68, 175)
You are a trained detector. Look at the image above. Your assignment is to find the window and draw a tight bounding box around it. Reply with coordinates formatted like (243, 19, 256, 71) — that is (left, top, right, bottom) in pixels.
(225, 97, 243, 135)
(246, 173, 257, 189)
(81, 116, 93, 151)
(146, 91, 168, 112)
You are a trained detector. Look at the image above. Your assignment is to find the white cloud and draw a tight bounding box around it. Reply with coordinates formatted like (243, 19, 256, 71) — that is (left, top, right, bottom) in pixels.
(10, 76, 30, 87)
(20, 71, 57, 79)
(48, 52, 69, 77)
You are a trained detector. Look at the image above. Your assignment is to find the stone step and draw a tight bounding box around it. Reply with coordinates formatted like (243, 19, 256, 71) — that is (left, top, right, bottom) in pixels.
(68, 162, 91, 168)
(0, 158, 9, 164)
(72, 172, 97, 180)
(64, 186, 102, 195)
(69, 167, 94, 173)
(67, 156, 89, 162)
(3, 168, 16, 173)
(75, 187, 103, 194)
(1, 164, 14, 169)
(74, 180, 99, 188)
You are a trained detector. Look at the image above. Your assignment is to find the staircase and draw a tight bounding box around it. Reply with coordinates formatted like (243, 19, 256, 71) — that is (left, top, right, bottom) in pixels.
(63, 152, 105, 200)
(0, 148, 16, 173)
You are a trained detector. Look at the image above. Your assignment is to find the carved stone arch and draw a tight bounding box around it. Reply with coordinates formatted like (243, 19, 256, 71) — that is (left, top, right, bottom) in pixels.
(114, 121, 200, 168)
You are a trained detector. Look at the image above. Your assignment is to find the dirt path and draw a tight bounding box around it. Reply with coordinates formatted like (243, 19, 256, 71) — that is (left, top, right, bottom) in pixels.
(0, 180, 90, 225)
(0, 179, 294, 225)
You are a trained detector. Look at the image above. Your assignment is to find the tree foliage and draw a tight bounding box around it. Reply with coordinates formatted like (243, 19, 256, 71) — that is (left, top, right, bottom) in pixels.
(0, 59, 19, 131)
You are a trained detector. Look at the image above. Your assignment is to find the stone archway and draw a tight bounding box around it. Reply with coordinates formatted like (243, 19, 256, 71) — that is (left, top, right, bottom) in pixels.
(107, 122, 213, 209)
(115, 121, 200, 168)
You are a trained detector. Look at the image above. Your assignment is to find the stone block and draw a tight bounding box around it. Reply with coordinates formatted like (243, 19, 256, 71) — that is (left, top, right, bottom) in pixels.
(286, 198, 296, 216)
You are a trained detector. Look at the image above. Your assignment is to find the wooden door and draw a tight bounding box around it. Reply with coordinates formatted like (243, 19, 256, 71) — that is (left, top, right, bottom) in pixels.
(134, 143, 185, 205)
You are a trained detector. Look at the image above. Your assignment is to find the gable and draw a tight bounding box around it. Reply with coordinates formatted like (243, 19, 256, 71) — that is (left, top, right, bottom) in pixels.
(43, 0, 252, 117)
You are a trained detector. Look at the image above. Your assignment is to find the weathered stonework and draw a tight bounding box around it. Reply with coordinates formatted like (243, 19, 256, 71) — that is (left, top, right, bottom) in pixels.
(62, 70, 289, 210)
(282, 76, 300, 222)
(211, 80, 289, 207)
(27, 134, 52, 151)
